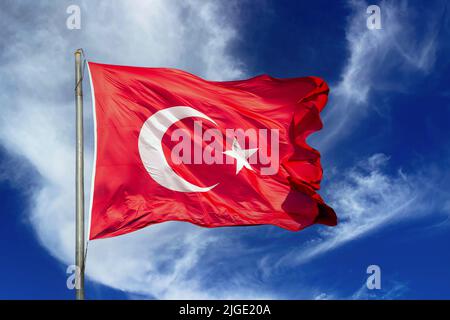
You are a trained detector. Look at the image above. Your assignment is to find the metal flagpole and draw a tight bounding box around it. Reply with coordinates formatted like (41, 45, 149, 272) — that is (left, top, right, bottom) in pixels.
(74, 49, 85, 300)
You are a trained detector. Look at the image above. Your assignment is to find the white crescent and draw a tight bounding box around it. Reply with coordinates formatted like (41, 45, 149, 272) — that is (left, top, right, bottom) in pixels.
(138, 106, 219, 192)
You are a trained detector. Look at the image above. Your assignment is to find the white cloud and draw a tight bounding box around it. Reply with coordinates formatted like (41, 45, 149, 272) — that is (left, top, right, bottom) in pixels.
(312, 0, 440, 151)
(264, 149, 448, 273)
(314, 279, 408, 300)
(350, 281, 408, 300)
(273, 154, 420, 268)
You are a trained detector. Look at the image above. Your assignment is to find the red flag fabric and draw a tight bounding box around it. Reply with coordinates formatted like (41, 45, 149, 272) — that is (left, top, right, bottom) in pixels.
(87, 62, 337, 240)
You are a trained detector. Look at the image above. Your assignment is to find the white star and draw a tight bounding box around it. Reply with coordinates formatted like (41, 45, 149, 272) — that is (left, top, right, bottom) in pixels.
(223, 138, 258, 175)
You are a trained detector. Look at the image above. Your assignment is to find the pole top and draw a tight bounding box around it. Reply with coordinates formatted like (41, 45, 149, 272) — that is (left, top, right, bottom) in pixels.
(75, 48, 83, 56)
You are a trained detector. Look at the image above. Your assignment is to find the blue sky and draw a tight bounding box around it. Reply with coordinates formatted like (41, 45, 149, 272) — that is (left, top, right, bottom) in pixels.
(0, 0, 450, 299)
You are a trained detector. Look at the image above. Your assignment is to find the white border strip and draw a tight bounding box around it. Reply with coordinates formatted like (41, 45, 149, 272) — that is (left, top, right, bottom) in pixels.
(86, 62, 97, 242)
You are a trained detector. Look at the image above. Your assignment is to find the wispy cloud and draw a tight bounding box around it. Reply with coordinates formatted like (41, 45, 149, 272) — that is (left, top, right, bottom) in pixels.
(312, 0, 442, 151)
(350, 281, 408, 300)
(272, 154, 420, 268)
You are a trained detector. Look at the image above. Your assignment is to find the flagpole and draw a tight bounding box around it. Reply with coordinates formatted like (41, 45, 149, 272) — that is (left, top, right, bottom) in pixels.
(75, 49, 85, 300)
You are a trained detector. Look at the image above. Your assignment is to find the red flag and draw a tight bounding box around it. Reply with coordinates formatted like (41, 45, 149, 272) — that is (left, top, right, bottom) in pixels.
(87, 62, 337, 240)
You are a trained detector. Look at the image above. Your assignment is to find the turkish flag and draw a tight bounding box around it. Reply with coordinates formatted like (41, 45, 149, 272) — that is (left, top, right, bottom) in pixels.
(87, 62, 337, 240)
